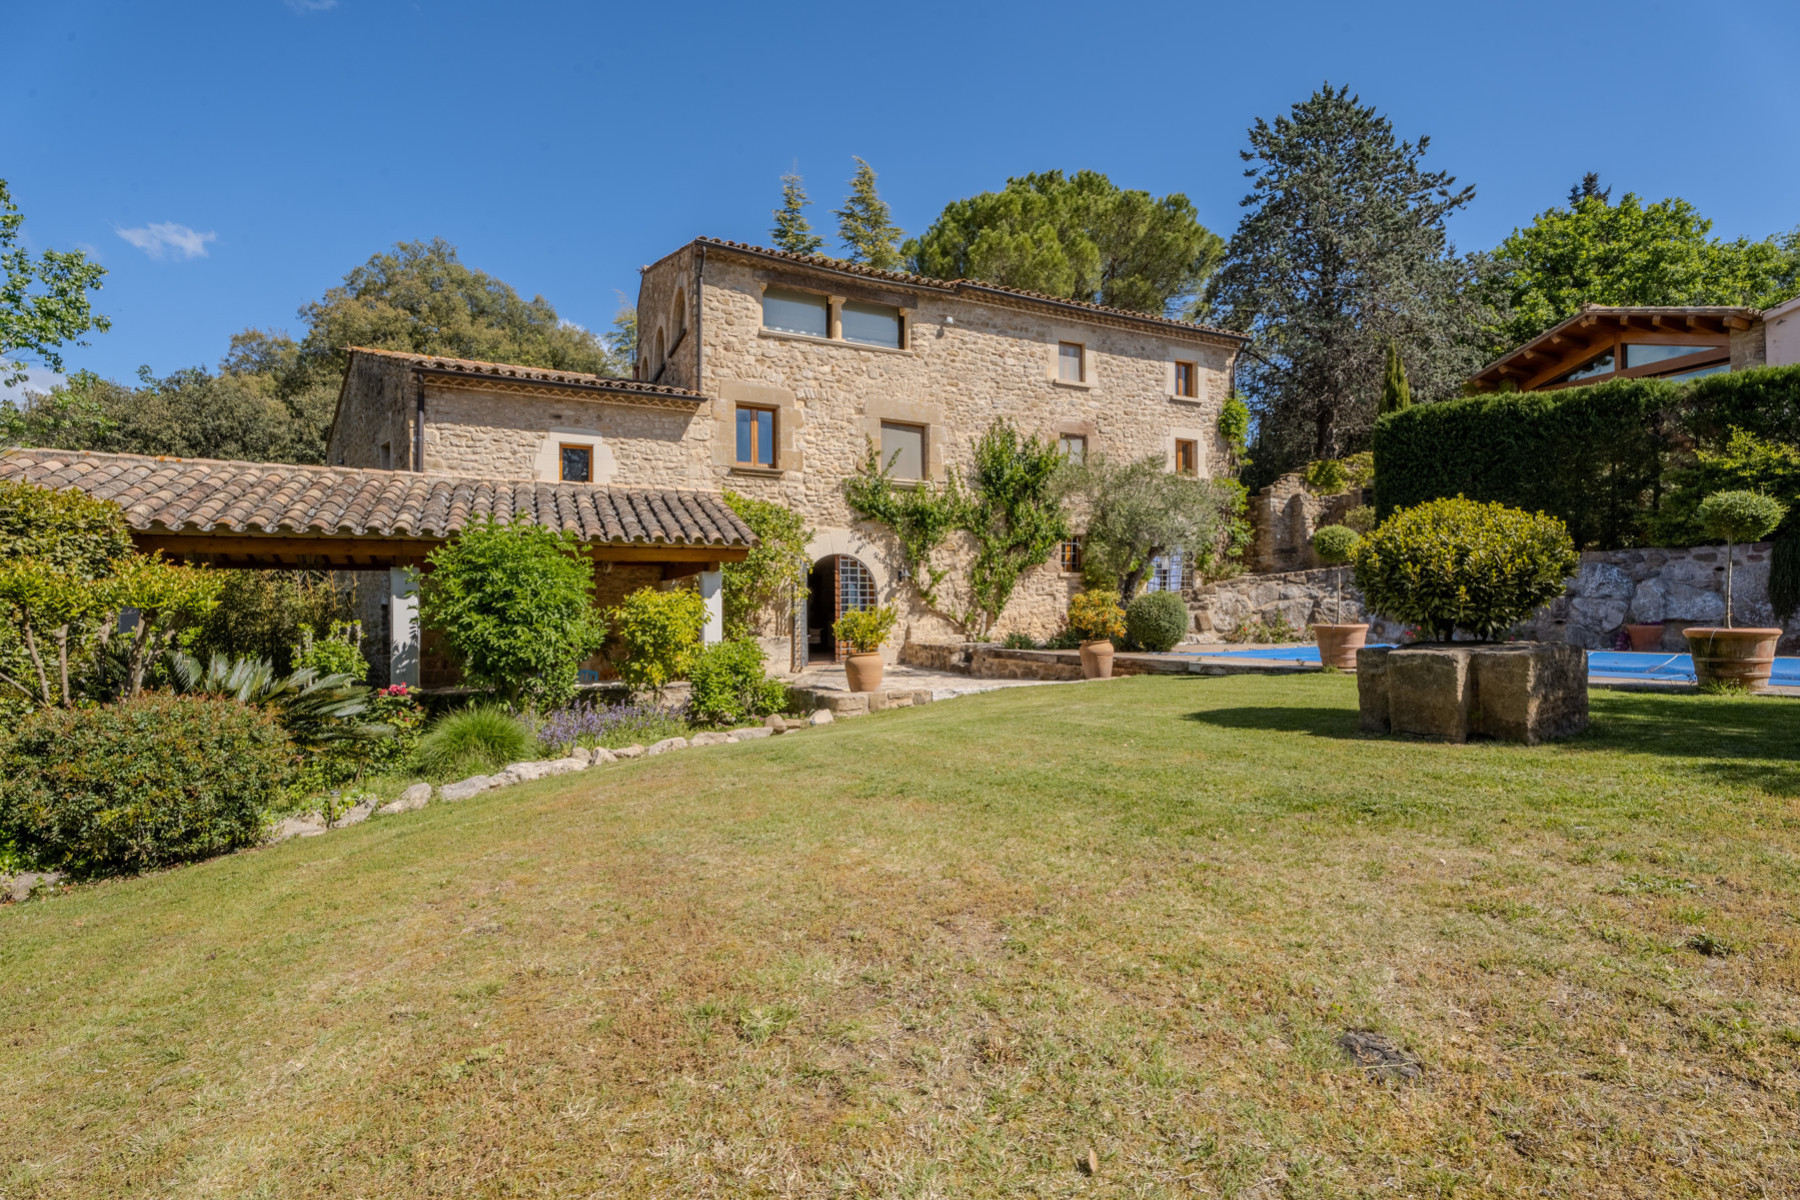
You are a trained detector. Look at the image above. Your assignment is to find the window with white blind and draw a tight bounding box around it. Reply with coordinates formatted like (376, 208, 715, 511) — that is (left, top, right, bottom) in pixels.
(879, 421, 925, 480)
(761, 287, 830, 338)
(1058, 341, 1085, 382)
(841, 300, 903, 348)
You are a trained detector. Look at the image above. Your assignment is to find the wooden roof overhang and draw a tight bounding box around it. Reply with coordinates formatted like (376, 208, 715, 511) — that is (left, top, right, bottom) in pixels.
(0, 448, 755, 574)
(1468, 305, 1755, 392)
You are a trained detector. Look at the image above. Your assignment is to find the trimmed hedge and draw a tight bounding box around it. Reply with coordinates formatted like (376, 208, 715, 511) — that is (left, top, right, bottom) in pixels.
(1373, 376, 1673, 548)
(0, 695, 294, 877)
(1375, 365, 1800, 551)
(1126, 590, 1190, 653)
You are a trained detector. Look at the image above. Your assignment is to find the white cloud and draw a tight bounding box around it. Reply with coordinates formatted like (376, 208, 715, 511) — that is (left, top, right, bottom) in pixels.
(116, 222, 217, 261)
(1, 364, 66, 404)
(284, 0, 337, 11)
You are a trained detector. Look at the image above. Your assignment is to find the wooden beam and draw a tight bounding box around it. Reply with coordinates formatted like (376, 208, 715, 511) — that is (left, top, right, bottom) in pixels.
(133, 532, 749, 570)
(1725, 315, 1753, 331)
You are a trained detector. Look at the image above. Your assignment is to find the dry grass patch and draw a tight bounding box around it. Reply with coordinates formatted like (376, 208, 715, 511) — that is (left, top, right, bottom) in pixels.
(3, 675, 1798, 1197)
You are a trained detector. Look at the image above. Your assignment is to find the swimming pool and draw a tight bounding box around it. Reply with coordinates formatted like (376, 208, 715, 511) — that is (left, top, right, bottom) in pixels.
(1199, 645, 1800, 686)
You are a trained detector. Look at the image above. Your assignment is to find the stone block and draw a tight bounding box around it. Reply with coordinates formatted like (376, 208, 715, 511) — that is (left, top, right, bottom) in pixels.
(646, 737, 689, 755)
(378, 783, 433, 816)
(688, 731, 733, 747)
(732, 725, 774, 740)
(613, 744, 645, 759)
(809, 709, 834, 726)
(2, 871, 64, 904)
(270, 812, 328, 841)
(1469, 643, 1588, 744)
(820, 693, 868, 716)
(1355, 646, 1392, 733)
(1386, 646, 1474, 742)
(439, 775, 494, 802)
(588, 747, 618, 764)
(1358, 643, 1586, 744)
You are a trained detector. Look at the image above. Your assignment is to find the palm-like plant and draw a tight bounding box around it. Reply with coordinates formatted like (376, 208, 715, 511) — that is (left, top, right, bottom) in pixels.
(165, 651, 390, 750)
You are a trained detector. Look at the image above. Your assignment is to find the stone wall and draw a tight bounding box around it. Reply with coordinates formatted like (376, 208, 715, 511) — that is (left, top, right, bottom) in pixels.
(1247, 473, 1366, 574)
(326, 353, 415, 469)
(1187, 567, 1406, 643)
(1517, 543, 1799, 652)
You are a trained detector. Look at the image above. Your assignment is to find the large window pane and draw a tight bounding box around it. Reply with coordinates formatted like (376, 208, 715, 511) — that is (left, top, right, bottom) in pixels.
(880, 421, 924, 480)
(841, 300, 902, 348)
(1555, 349, 1614, 384)
(1665, 363, 1730, 382)
(761, 287, 829, 337)
(736, 406, 774, 466)
(1623, 343, 1726, 368)
(1059, 341, 1084, 382)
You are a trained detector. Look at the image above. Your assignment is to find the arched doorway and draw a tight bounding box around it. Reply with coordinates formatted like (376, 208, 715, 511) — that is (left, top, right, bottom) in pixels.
(805, 553, 876, 662)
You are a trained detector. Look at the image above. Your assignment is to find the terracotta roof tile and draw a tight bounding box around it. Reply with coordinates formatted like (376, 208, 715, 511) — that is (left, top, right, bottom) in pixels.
(690, 237, 1248, 344)
(347, 346, 707, 402)
(0, 449, 756, 549)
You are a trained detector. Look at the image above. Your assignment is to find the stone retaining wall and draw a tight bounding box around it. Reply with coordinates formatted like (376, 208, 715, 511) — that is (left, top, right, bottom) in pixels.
(1248, 474, 1366, 573)
(1186, 568, 1406, 642)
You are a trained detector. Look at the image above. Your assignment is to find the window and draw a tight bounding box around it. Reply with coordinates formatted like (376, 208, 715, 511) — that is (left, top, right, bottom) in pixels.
(1058, 434, 1087, 464)
(1623, 343, 1725, 369)
(1666, 362, 1730, 382)
(761, 287, 830, 338)
(841, 300, 902, 348)
(1145, 552, 1186, 594)
(879, 421, 925, 480)
(1060, 537, 1083, 572)
(671, 288, 687, 340)
(735, 405, 776, 467)
(1554, 348, 1614, 384)
(1174, 439, 1198, 476)
(1174, 360, 1197, 397)
(1058, 341, 1085, 383)
(560, 444, 593, 483)
(838, 555, 877, 614)
(379, 441, 392, 470)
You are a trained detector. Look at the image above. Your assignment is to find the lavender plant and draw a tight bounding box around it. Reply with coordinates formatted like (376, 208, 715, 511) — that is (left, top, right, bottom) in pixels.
(537, 698, 691, 753)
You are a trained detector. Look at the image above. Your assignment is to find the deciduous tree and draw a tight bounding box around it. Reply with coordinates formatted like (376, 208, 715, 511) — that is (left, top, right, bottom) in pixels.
(1, 180, 110, 387)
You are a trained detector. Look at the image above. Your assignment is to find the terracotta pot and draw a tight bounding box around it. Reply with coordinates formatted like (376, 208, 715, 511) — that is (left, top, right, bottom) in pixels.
(1625, 623, 1665, 653)
(1683, 627, 1782, 692)
(1313, 623, 1369, 670)
(844, 651, 884, 693)
(1078, 639, 1114, 680)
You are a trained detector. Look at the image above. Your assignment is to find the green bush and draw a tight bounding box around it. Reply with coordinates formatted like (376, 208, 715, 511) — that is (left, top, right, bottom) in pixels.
(833, 604, 897, 654)
(184, 571, 357, 676)
(999, 631, 1039, 650)
(1647, 430, 1800, 547)
(291, 621, 369, 683)
(413, 705, 534, 779)
(0, 478, 133, 577)
(1697, 490, 1787, 545)
(1373, 376, 1674, 548)
(1772, 527, 1800, 621)
(686, 638, 788, 725)
(1066, 590, 1125, 641)
(1042, 628, 1083, 651)
(1354, 497, 1577, 641)
(1304, 457, 1349, 494)
(0, 695, 294, 877)
(1341, 505, 1377, 534)
(1125, 590, 1189, 652)
(610, 586, 706, 696)
(1311, 524, 1361, 565)
(721, 491, 811, 637)
(421, 517, 607, 707)
(1674, 364, 1800, 449)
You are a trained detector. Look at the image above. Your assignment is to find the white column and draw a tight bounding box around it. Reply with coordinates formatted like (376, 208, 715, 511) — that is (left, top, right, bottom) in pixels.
(700, 566, 723, 645)
(389, 566, 420, 686)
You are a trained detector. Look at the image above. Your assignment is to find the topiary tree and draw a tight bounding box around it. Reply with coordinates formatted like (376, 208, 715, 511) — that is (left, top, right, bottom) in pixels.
(1695, 490, 1788, 627)
(420, 517, 607, 708)
(1353, 497, 1576, 641)
(1125, 590, 1189, 652)
(1311, 524, 1362, 624)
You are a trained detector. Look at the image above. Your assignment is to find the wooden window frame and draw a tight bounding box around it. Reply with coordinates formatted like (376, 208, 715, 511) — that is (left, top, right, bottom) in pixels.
(1174, 360, 1197, 398)
(558, 443, 594, 483)
(1174, 439, 1198, 477)
(735, 403, 779, 468)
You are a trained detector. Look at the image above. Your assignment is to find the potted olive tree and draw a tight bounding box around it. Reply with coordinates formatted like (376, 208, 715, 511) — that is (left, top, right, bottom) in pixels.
(1067, 590, 1126, 679)
(1310, 524, 1366, 669)
(833, 604, 898, 693)
(1684, 490, 1788, 692)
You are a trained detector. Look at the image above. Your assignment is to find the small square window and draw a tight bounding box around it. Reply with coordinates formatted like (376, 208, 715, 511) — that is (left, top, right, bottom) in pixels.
(1058, 434, 1087, 464)
(1174, 439, 1198, 476)
(1058, 341, 1085, 383)
(1174, 361, 1197, 398)
(879, 421, 926, 480)
(560, 444, 593, 483)
(1060, 537, 1083, 573)
(735, 405, 776, 467)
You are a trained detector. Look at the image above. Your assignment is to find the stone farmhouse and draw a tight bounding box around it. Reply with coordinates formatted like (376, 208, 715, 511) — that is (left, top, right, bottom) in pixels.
(324, 237, 1246, 676)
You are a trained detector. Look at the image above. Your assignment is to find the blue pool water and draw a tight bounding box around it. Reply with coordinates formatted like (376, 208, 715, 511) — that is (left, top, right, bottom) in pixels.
(1202, 645, 1800, 686)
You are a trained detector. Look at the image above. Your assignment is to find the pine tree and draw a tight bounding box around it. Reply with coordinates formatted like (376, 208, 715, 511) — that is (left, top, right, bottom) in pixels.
(1379, 340, 1411, 414)
(835, 157, 905, 270)
(770, 170, 824, 255)
(1566, 172, 1611, 208)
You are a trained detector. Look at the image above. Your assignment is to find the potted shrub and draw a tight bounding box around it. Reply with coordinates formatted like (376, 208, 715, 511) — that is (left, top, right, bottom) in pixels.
(1067, 590, 1126, 679)
(833, 604, 897, 693)
(1683, 490, 1788, 691)
(1310, 524, 1367, 669)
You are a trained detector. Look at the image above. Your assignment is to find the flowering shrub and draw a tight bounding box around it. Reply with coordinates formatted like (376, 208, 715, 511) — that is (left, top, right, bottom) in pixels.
(1066, 590, 1125, 642)
(537, 698, 690, 753)
(364, 683, 425, 770)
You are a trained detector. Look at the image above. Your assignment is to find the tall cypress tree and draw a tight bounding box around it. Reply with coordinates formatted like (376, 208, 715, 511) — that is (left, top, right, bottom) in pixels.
(835, 158, 905, 270)
(1379, 340, 1411, 413)
(770, 170, 824, 255)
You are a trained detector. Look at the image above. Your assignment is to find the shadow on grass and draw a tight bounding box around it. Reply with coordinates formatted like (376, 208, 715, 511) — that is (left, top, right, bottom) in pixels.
(1185, 692, 1800, 794)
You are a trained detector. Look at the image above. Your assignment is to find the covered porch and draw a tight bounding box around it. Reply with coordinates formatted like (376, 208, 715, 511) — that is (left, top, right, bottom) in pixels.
(0, 448, 755, 686)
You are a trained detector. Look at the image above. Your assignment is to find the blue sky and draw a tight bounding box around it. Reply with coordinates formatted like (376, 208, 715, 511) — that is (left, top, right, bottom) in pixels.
(6, 0, 1797, 394)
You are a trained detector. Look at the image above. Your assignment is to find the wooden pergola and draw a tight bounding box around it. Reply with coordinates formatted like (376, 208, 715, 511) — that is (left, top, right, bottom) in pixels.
(1468, 305, 1755, 393)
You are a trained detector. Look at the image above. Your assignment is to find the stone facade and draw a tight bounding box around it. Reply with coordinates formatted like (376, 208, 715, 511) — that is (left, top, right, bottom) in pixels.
(1187, 567, 1405, 643)
(1246, 473, 1367, 574)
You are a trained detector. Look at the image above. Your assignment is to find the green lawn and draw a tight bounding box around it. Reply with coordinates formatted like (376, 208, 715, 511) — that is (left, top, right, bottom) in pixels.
(4, 675, 1798, 1198)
